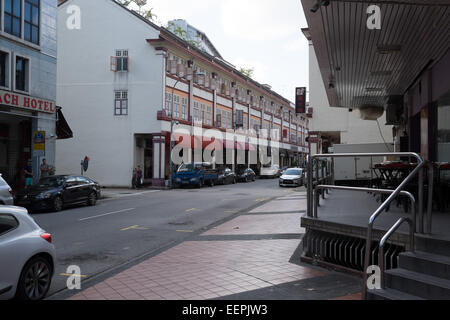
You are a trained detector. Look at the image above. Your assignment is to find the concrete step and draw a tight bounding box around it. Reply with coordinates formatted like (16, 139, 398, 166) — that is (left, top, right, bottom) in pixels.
(385, 268, 450, 299)
(415, 235, 450, 257)
(367, 288, 424, 300)
(399, 251, 450, 280)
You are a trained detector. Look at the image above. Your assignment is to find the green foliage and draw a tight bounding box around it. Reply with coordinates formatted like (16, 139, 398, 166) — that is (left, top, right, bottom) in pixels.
(239, 67, 254, 78)
(116, 0, 157, 21)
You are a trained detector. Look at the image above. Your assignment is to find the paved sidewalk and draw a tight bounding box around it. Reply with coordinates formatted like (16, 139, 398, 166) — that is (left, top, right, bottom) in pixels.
(64, 191, 362, 300)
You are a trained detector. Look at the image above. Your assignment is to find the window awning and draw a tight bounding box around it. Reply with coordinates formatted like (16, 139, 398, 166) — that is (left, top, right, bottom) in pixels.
(56, 107, 73, 139)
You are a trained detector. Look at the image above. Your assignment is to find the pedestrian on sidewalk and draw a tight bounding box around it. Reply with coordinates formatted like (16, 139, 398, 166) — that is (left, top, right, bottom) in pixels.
(40, 158, 51, 178)
(24, 159, 33, 189)
(131, 168, 137, 189)
(136, 165, 143, 188)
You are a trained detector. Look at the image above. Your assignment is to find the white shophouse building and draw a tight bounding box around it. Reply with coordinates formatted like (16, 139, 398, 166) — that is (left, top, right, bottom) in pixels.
(56, 0, 308, 187)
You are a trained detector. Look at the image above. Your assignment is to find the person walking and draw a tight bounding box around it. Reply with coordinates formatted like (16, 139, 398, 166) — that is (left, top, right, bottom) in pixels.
(24, 159, 33, 189)
(40, 158, 51, 178)
(131, 168, 137, 189)
(136, 165, 143, 188)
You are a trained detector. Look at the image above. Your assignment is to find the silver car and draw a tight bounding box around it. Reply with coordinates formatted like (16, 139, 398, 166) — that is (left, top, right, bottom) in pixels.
(0, 174, 14, 205)
(279, 168, 304, 187)
(0, 206, 55, 300)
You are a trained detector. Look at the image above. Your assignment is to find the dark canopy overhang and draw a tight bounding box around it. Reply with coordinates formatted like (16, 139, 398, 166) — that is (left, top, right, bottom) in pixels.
(56, 107, 73, 139)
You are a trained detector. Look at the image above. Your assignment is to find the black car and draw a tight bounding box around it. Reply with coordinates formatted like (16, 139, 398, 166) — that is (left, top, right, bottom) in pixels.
(15, 175, 101, 212)
(217, 168, 237, 185)
(237, 168, 256, 182)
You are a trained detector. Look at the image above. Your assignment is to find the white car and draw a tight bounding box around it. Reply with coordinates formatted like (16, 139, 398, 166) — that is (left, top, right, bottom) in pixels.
(0, 174, 14, 205)
(0, 206, 55, 300)
(260, 164, 281, 178)
(279, 168, 304, 187)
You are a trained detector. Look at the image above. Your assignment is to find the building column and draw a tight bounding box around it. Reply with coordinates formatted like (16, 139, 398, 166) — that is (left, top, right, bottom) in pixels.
(152, 133, 166, 186)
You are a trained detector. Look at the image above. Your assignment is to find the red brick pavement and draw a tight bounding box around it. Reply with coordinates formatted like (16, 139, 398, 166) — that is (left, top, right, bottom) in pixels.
(67, 192, 335, 300)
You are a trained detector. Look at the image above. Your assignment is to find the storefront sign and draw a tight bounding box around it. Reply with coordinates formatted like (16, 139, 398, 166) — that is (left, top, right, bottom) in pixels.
(0, 89, 56, 114)
(33, 131, 46, 157)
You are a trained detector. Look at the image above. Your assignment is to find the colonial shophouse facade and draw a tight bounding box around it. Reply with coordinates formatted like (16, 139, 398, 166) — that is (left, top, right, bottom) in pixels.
(56, 0, 309, 187)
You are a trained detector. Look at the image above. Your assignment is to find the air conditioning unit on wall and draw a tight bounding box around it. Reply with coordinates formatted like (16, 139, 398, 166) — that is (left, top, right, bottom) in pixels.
(386, 104, 403, 125)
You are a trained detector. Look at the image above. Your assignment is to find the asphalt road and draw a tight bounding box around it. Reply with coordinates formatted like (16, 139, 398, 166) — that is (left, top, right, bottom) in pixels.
(31, 178, 300, 297)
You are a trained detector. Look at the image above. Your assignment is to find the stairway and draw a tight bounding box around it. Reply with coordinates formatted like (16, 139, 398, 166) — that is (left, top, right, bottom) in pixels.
(367, 235, 450, 300)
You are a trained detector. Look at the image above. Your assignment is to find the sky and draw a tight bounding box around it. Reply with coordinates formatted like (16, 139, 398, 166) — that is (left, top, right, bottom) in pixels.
(129, 0, 310, 103)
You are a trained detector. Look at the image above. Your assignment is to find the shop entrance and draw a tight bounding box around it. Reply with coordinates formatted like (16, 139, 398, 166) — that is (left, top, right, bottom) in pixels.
(0, 114, 32, 190)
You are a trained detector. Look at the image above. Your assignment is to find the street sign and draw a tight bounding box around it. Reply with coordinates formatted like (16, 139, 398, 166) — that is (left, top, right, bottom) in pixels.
(33, 131, 45, 157)
(295, 87, 306, 114)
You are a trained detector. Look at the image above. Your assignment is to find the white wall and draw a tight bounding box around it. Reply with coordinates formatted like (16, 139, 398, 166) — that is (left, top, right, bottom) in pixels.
(56, 0, 163, 186)
(308, 41, 393, 146)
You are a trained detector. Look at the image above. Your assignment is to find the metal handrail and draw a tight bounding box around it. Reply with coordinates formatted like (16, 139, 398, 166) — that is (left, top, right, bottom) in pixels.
(379, 217, 414, 289)
(306, 152, 425, 299)
(313, 185, 416, 224)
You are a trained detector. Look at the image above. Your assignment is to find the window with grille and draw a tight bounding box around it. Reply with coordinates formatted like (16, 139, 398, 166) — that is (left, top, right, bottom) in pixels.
(182, 97, 188, 120)
(173, 95, 180, 119)
(193, 101, 199, 121)
(200, 103, 205, 123)
(206, 105, 211, 125)
(114, 91, 128, 115)
(111, 50, 129, 72)
(164, 92, 172, 116)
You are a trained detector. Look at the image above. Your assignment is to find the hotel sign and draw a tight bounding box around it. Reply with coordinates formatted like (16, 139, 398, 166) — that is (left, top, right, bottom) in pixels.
(0, 89, 56, 114)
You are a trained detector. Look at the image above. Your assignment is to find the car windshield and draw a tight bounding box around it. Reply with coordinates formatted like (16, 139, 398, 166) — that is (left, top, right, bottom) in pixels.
(284, 169, 302, 176)
(37, 177, 66, 188)
(177, 163, 203, 172)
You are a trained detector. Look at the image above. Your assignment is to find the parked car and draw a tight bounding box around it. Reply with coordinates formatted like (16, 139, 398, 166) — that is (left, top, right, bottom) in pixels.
(15, 175, 101, 212)
(217, 167, 237, 185)
(0, 206, 55, 300)
(279, 168, 304, 187)
(174, 162, 219, 188)
(260, 164, 281, 178)
(237, 168, 256, 182)
(0, 174, 14, 205)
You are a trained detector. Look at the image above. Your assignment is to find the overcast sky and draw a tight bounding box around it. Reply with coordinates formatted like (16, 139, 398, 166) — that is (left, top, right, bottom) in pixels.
(133, 0, 309, 103)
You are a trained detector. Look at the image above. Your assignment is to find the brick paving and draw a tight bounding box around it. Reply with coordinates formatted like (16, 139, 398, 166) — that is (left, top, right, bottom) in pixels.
(66, 191, 361, 300)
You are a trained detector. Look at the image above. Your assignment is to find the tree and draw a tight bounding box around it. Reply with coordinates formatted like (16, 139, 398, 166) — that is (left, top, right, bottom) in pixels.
(239, 67, 254, 78)
(167, 21, 202, 49)
(116, 0, 157, 21)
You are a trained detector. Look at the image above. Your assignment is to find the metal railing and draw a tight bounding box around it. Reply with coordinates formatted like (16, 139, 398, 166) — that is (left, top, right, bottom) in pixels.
(313, 185, 416, 223)
(379, 217, 414, 289)
(306, 152, 428, 299)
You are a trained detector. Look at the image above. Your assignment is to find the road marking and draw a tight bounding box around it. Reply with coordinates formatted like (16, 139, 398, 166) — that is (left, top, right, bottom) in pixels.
(186, 208, 197, 212)
(78, 208, 135, 221)
(255, 198, 268, 202)
(121, 225, 148, 231)
(225, 210, 238, 213)
(176, 229, 193, 233)
(59, 273, 87, 278)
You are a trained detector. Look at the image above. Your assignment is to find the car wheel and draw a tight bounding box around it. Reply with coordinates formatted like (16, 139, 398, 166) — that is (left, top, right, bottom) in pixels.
(53, 196, 63, 212)
(87, 192, 97, 206)
(16, 256, 52, 300)
(252, 176, 256, 182)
